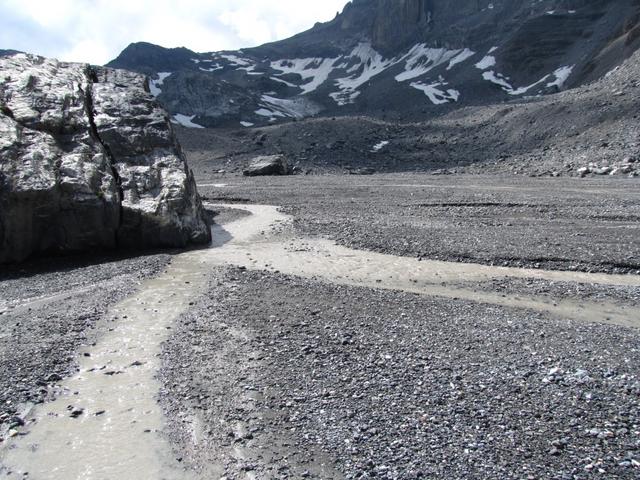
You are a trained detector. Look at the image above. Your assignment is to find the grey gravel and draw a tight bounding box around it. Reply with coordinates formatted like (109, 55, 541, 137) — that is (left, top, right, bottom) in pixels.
(193, 174, 640, 274)
(160, 267, 640, 479)
(459, 278, 640, 309)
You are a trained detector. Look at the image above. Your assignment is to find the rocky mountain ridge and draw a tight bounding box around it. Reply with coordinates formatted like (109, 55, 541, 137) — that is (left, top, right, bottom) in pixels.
(107, 0, 640, 128)
(0, 53, 211, 263)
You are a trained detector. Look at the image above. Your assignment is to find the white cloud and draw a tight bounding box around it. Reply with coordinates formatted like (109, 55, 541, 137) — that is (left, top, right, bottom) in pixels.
(0, 0, 347, 64)
(218, 9, 273, 48)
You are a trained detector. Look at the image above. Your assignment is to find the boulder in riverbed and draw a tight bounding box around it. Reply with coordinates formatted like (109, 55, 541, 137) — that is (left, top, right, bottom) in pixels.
(243, 155, 291, 177)
(0, 53, 211, 263)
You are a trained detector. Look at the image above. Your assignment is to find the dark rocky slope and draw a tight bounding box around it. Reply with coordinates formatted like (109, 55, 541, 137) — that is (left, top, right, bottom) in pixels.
(107, 0, 640, 127)
(178, 47, 640, 178)
(0, 53, 210, 263)
(0, 50, 21, 58)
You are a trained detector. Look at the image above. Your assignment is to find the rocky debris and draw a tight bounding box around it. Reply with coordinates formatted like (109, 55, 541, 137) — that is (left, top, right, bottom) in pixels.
(577, 157, 639, 178)
(160, 267, 640, 479)
(346, 166, 376, 175)
(243, 155, 291, 177)
(68, 406, 84, 418)
(0, 53, 210, 263)
(177, 47, 640, 178)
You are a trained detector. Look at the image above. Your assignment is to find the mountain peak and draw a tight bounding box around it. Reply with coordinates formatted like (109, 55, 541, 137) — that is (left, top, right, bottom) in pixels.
(107, 0, 640, 129)
(107, 42, 197, 75)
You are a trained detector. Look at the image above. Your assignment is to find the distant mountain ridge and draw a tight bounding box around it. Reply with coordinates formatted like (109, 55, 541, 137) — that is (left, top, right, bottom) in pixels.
(0, 49, 22, 57)
(107, 0, 640, 128)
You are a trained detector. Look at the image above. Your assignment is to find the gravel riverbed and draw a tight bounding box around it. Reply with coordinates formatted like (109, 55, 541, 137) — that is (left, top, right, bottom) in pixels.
(1, 174, 639, 478)
(160, 267, 640, 479)
(194, 174, 640, 274)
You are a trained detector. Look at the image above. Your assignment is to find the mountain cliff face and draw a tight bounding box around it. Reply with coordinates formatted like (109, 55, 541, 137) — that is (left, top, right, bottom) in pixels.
(107, 0, 640, 129)
(370, 0, 430, 52)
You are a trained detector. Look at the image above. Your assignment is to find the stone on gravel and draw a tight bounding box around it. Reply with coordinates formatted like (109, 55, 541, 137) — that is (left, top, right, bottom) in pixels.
(69, 406, 84, 418)
(347, 167, 376, 175)
(45, 373, 63, 383)
(243, 155, 291, 177)
(0, 53, 211, 263)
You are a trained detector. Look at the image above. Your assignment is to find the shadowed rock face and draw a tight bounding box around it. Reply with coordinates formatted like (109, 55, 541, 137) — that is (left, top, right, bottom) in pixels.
(370, 0, 430, 52)
(0, 54, 211, 263)
(343, 0, 616, 50)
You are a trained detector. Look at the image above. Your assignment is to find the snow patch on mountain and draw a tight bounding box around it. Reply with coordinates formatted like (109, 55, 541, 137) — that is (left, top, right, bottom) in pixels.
(482, 71, 513, 90)
(396, 45, 462, 82)
(172, 114, 204, 129)
(475, 56, 496, 70)
(547, 65, 574, 89)
(199, 64, 223, 73)
(447, 49, 476, 70)
(261, 42, 510, 109)
(260, 95, 322, 118)
(411, 79, 460, 104)
(508, 75, 551, 96)
(371, 140, 390, 152)
(149, 72, 172, 97)
(207, 40, 578, 113)
(218, 54, 253, 67)
(270, 76, 299, 88)
(271, 57, 339, 94)
(482, 63, 575, 96)
(255, 108, 283, 118)
(331, 43, 396, 105)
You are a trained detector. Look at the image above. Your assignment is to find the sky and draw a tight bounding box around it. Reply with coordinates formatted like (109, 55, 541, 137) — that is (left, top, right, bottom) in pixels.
(0, 0, 348, 64)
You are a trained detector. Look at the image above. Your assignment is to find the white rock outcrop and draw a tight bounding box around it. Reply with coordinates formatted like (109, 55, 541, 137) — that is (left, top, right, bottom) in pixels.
(0, 54, 210, 263)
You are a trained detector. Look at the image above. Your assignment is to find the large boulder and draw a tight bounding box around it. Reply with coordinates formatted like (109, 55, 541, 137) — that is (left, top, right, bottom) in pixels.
(243, 155, 291, 177)
(0, 53, 211, 263)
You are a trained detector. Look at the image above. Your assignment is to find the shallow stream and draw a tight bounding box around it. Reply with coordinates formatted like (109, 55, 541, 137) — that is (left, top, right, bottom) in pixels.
(2, 204, 639, 479)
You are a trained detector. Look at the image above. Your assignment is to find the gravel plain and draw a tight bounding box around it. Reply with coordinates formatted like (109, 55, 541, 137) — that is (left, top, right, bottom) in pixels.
(194, 174, 640, 274)
(160, 267, 640, 479)
(1, 173, 639, 478)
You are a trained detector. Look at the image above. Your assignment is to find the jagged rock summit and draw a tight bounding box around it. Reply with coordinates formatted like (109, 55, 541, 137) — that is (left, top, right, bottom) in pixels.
(107, 0, 640, 128)
(0, 53, 211, 263)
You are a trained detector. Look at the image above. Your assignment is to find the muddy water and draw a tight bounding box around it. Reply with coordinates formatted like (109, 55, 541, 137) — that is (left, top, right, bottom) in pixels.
(205, 205, 640, 328)
(0, 256, 217, 479)
(3, 203, 639, 480)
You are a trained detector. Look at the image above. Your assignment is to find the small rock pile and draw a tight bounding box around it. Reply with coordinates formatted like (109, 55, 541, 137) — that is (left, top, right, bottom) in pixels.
(577, 157, 638, 178)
